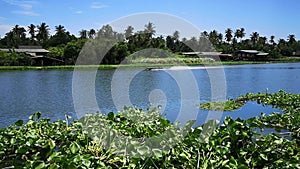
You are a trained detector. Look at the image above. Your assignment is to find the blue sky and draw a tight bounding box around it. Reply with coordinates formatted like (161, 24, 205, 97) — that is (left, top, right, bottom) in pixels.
(0, 0, 299, 41)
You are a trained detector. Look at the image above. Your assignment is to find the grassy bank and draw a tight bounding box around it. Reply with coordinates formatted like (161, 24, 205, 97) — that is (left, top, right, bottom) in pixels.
(0, 57, 299, 71)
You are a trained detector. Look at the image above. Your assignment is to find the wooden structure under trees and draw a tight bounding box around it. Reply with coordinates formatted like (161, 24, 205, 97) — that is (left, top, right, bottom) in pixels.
(0, 46, 64, 66)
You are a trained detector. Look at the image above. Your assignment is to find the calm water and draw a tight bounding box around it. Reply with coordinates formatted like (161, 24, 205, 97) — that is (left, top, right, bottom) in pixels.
(0, 63, 300, 128)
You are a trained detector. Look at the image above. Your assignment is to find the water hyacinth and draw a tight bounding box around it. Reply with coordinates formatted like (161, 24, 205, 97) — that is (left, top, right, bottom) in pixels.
(0, 90, 299, 168)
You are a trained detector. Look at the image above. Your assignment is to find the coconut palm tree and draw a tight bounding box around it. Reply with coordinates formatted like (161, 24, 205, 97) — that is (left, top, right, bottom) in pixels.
(12, 25, 26, 47)
(240, 28, 245, 41)
(55, 25, 66, 35)
(250, 32, 259, 45)
(88, 29, 96, 39)
(225, 28, 233, 44)
(144, 22, 156, 39)
(287, 34, 296, 44)
(269, 35, 275, 45)
(124, 26, 134, 40)
(37, 22, 50, 44)
(173, 30, 180, 41)
(79, 29, 87, 39)
(27, 24, 36, 44)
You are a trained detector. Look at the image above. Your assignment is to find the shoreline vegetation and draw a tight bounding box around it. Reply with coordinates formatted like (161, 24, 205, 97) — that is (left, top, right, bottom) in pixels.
(0, 57, 300, 71)
(1, 23, 300, 67)
(0, 90, 299, 168)
(199, 92, 268, 111)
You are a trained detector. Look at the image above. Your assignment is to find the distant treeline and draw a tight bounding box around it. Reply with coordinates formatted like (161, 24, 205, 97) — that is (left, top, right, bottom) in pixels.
(0, 22, 300, 65)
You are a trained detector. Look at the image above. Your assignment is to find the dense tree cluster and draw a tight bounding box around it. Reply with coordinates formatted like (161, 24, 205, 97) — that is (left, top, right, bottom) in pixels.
(0, 22, 300, 65)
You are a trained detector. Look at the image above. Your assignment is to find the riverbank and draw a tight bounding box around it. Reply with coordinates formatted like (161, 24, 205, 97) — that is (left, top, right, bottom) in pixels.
(0, 59, 299, 71)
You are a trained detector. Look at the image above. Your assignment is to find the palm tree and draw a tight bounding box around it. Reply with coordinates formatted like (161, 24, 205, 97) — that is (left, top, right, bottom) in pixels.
(234, 29, 240, 40)
(55, 25, 66, 35)
(217, 33, 223, 44)
(12, 25, 26, 47)
(173, 30, 180, 41)
(287, 34, 296, 44)
(88, 29, 96, 39)
(27, 24, 36, 44)
(79, 29, 87, 39)
(269, 35, 275, 45)
(209, 30, 219, 46)
(234, 28, 246, 42)
(37, 22, 50, 44)
(124, 26, 134, 40)
(144, 22, 156, 39)
(250, 32, 259, 45)
(225, 28, 233, 44)
(202, 31, 208, 38)
(240, 28, 245, 41)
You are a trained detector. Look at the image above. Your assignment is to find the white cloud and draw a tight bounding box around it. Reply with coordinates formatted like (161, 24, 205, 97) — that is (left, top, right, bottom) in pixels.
(12, 10, 39, 16)
(90, 4, 106, 9)
(0, 24, 13, 37)
(19, 3, 32, 9)
(76, 11, 83, 14)
(1, 0, 37, 8)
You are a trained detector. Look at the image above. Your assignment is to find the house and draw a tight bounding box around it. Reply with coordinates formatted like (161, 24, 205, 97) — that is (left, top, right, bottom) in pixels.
(182, 51, 233, 61)
(235, 50, 269, 61)
(293, 50, 300, 56)
(0, 46, 64, 66)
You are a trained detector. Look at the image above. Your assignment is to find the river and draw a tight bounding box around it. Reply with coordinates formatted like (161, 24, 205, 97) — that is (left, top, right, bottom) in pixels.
(0, 63, 299, 128)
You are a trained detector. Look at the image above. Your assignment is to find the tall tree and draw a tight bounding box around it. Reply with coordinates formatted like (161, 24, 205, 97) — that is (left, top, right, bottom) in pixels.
(269, 35, 275, 45)
(124, 26, 134, 40)
(240, 28, 245, 41)
(208, 30, 219, 46)
(88, 29, 96, 39)
(144, 22, 156, 39)
(250, 32, 259, 45)
(27, 24, 36, 44)
(12, 25, 26, 47)
(55, 25, 66, 35)
(79, 29, 87, 39)
(225, 28, 233, 44)
(287, 34, 296, 44)
(234, 28, 245, 42)
(37, 22, 50, 44)
(173, 30, 180, 41)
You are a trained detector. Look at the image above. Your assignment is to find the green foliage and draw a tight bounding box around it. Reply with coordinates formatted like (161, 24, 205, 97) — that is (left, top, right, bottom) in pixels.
(1, 90, 300, 168)
(0, 50, 31, 66)
(47, 47, 64, 59)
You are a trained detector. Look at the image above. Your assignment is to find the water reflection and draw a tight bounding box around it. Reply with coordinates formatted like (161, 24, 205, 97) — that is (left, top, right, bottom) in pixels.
(0, 63, 299, 127)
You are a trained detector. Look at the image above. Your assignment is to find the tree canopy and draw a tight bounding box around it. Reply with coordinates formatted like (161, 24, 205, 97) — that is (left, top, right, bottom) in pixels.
(0, 23, 300, 65)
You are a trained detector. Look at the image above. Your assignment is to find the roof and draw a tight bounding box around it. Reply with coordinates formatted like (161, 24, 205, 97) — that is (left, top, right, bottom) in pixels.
(0, 48, 49, 53)
(182, 51, 223, 55)
(19, 46, 43, 49)
(256, 52, 269, 56)
(239, 50, 260, 54)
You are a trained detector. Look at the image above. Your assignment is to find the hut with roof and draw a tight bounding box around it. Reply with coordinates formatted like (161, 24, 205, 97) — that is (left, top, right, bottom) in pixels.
(235, 50, 269, 61)
(0, 46, 64, 66)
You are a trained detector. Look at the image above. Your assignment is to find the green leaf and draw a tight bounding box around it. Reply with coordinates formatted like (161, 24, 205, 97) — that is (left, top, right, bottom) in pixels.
(15, 120, 23, 126)
(35, 162, 45, 169)
(107, 112, 114, 121)
(48, 139, 55, 149)
(49, 163, 59, 169)
(70, 142, 80, 154)
(10, 138, 16, 145)
(152, 148, 162, 158)
(35, 112, 42, 119)
(137, 146, 150, 156)
(260, 153, 268, 161)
